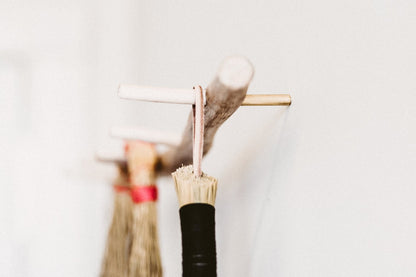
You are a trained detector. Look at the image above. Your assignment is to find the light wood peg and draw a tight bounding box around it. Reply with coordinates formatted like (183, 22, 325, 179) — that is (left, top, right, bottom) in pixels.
(242, 94, 291, 106)
(118, 85, 291, 106)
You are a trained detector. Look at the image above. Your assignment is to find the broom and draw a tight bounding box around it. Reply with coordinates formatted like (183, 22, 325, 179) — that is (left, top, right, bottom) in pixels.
(172, 85, 219, 276)
(125, 141, 163, 277)
(101, 162, 132, 277)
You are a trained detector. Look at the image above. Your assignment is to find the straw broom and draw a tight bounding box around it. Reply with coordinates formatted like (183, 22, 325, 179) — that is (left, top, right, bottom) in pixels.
(101, 163, 132, 277)
(126, 141, 163, 277)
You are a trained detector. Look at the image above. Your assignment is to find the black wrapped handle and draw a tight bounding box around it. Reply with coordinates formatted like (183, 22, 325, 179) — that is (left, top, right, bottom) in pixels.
(180, 203, 217, 277)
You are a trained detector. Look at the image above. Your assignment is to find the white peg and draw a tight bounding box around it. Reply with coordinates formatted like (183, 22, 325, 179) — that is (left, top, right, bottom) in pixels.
(118, 85, 207, 105)
(118, 84, 291, 106)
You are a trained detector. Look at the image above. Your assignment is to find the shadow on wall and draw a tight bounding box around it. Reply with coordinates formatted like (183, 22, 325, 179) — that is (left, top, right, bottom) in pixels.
(215, 106, 292, 276)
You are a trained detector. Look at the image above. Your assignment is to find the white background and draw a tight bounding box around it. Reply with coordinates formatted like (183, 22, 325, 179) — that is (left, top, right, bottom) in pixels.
(1, 0, 415, 276)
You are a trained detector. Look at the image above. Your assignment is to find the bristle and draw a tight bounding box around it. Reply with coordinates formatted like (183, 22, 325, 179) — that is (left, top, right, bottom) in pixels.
(172, 165, 218, 207)
(101, 174, 131, 277)
(128, 203, 162, 277)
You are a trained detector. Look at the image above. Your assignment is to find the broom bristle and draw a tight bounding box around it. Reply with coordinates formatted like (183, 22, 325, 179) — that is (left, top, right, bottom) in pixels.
(101, 167, 131, 277)
(172, 165, 218, 207)
(129, 203, 162, 277)
(126, 141, 163, 277)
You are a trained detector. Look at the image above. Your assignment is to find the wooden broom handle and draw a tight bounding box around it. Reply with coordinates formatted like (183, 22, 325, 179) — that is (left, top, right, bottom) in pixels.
(159, 56, 254, 174)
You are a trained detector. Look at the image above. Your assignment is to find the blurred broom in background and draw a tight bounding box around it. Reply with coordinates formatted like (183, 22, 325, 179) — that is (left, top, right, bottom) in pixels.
(126, 141, 162, 277)
(100, 162, 132, 277)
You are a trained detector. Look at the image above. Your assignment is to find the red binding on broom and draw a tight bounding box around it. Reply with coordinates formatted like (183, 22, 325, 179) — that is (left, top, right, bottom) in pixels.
(130, 186, 158, 203)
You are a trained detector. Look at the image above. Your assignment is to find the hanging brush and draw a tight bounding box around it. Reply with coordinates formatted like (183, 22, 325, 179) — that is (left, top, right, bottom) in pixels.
(100, 162, 132, 277)
(172, 86, 219, 277)
(173, 166, 218, 277)
(125, 141, 163, 277)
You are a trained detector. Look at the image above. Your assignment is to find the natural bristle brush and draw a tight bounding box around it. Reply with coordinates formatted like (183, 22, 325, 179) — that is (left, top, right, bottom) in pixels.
(172, 165, 218, 276)
(125, 141, 162, 277)
(172, 86, 219, 277)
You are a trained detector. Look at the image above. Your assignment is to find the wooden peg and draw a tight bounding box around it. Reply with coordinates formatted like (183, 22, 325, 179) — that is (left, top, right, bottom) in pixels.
(242, 94, 291, 106)
(119, 84, 291, 106)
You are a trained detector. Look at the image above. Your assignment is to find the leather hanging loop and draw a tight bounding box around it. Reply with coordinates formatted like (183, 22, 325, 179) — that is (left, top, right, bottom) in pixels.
(192, 85, 205, 177)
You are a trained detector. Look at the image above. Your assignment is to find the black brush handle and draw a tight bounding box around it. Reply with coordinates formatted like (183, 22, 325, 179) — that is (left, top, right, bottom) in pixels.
(179, 203, 217, 277)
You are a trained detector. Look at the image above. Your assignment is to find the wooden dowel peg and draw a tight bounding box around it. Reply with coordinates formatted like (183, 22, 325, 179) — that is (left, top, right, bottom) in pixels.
(118, 84, 291, 106)
(242, 94, 291, 106)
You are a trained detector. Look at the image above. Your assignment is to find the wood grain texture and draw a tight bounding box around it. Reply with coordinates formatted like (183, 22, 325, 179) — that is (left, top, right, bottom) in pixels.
(159, 56, 254, 174)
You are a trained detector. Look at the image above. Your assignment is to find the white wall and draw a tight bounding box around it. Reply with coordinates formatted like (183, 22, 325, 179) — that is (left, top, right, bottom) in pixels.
(1, 0, 415, 276)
